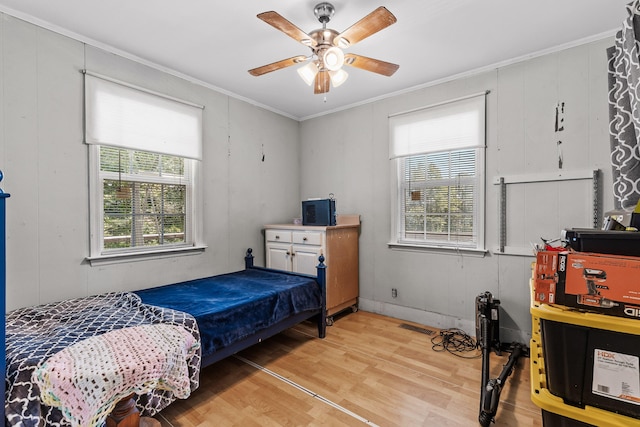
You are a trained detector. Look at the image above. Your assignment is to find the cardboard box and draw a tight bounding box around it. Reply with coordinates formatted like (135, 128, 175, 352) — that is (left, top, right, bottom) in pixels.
(533, 251, 563, 304)
(565, 252, 640, 318)
(534, 250, 569, 305)
(534, 250, 640, 320)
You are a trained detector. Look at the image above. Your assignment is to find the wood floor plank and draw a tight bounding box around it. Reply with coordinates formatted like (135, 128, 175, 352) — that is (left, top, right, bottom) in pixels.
(157, 311, 542, 426)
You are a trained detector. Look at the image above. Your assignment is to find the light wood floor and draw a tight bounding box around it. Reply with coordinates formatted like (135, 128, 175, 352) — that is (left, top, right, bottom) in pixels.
(155, 311, 543, 426)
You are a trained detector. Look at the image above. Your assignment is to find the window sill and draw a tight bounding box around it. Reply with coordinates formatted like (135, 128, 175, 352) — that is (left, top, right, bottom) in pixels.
(86, 245, 207, 266)
(387, 242, 487, 257)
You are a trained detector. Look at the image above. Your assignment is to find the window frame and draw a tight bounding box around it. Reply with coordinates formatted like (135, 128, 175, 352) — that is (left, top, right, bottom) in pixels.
(87, 146, 204, 264)
(389, 93, 487, 253)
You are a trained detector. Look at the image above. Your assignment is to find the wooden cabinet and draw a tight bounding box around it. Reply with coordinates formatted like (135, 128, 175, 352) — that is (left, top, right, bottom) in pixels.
(264, 216, 359, 322)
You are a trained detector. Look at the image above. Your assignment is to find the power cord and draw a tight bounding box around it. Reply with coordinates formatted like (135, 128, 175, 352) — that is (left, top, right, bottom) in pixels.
(431, 328, 481, 359)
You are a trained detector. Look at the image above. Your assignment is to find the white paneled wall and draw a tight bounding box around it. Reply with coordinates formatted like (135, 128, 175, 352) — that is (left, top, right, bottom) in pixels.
(300, 37, 615, 343)
(0, 13, 301, 311)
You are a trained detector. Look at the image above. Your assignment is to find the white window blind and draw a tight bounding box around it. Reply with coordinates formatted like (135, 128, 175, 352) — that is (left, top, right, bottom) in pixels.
(389, 94, 485, 159)
(84, 72, 203, 160)
(390, 93, 486, 251)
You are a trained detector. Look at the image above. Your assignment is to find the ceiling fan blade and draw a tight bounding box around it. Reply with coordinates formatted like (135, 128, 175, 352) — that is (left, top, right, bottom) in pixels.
(334, 7, 397, 48)
(258, 11, 317, 48)
(314, 71, 330, 94)
(248, 56, 308, 76)
(344, 53, 399, 76)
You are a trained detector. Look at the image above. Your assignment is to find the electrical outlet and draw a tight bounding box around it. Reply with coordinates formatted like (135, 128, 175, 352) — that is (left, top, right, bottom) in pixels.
(392, 288, 397, 298)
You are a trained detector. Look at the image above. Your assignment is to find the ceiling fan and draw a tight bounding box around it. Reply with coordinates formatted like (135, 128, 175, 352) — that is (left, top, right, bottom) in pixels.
(248, 2, 399, 94)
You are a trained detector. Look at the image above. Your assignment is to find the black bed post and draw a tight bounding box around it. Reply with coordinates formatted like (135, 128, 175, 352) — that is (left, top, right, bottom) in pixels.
(0, 170, 9, 424)
(316, 255, 327, 339)
(245, 248, 254, 269)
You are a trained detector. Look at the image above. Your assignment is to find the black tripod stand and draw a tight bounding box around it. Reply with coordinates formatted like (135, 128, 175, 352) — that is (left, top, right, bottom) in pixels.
(476, 292, 527, 427)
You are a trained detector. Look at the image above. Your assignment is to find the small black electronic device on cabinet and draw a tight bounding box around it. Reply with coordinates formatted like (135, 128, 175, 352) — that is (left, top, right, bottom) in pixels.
(302, 199, 336, 226)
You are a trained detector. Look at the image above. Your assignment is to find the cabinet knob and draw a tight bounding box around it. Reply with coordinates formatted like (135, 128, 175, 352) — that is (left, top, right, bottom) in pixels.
(303, 237, 307, 241)
(275, 235, 280, 239)
(286, 251, 290, 255)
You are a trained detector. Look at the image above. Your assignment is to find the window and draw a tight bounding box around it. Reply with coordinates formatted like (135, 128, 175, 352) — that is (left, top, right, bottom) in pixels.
(389, 93, 486, 251)
(84, 72, 204, 260)
(100, 147, 191, 250)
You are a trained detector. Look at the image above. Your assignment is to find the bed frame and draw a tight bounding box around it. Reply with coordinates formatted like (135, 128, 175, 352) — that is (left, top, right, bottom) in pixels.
(201, 247, 327, 367)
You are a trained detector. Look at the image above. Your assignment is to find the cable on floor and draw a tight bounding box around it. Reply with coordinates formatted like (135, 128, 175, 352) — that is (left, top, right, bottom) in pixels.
(431, 328, 481, 358)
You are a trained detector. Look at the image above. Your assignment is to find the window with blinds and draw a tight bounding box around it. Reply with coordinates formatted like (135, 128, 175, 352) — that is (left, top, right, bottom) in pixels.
(84, 72, 203, 259)
(390, 94, 486, 250)
(101, 147, 190, 250)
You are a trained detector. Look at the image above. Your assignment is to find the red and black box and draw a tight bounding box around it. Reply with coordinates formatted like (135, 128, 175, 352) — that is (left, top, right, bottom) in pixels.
(534, 250, 640, 320)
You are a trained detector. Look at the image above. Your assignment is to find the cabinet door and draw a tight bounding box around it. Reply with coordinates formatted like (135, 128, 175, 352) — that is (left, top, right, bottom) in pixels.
(266, 243, 292, 272)
(292, 244, 323, 275)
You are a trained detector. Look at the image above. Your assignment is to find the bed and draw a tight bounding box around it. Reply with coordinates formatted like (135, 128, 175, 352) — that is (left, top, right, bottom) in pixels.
(4, 249, 327, 427)
(134, 248, 327, 368)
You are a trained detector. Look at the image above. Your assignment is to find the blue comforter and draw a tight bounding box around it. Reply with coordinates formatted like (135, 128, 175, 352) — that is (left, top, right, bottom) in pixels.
(134, 268, 322, 359)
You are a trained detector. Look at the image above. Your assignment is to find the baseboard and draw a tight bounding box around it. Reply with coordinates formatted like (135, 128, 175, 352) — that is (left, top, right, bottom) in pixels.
(358, 298, 530, 346)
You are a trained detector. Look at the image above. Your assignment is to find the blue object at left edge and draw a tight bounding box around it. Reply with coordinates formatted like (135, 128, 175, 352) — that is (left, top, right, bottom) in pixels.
(1, 168, 10, 427)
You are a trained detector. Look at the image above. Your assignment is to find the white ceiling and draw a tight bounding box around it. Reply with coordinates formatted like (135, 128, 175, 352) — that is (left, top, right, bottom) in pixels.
(0, 0, 630, 120)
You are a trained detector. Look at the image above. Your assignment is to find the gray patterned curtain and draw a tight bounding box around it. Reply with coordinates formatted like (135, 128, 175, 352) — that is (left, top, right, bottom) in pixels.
(608, 0, 640, 210)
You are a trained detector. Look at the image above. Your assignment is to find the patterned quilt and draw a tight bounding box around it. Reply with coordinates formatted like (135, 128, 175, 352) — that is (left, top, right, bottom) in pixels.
(5, 292, 201, 427)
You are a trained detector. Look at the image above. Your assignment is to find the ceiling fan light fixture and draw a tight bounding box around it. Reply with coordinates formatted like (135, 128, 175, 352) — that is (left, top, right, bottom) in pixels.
(297, 61, 319, 85)
(250, 4, 399, 95)
(323, 46, 344, 71)
(329, 69, 348, 87)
